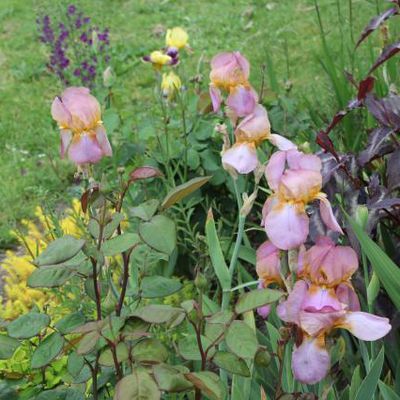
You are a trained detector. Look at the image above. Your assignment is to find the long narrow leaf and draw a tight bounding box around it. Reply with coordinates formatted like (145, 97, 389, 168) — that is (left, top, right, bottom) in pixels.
(378, 380, 400, 400)
(354, 348, 385, 400)
(205, 209, 231, 291)
(346, 213, 400, 309)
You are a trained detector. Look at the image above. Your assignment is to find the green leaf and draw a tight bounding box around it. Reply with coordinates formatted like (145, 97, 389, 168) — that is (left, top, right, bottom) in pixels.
(160, 176, 211, 210)
(132, 338, 168, 364)
(34, 236, 85, 267)
(102, 233, 140, 256)
(378, 380, 400, 400)
(77, 331, 100, 355)
(225, 320, 258, 359)
(141, 276, 182, 298)
(205, 209, 230, 291)
(346, 213, 400, 309)
(121, 317, 150, 340)
(114, 368, 160, 400)
(139, 215, 176, 255)
(153, 364, 193, 392)
(55, 312, 86, 334)
(67, 351, 92, 383)
(213, 351, 250, 377)
(36, 388, 84, 400)
(185, 371, 226, 400)
(31, 332, 64, 369)
(101, 316, 125, 342)
(0, 334, 20, 359)
(206, 311, 234, 324)
(7, 312, 50, 339)
(130, 199, 159, 221)
(89, 213, 125, 239)
(99, 342, 129, 366)
(235, 288, 283, 314)
(355, 347, 385, 400)
(130, 305, 183, 324)
(178, 334, 214, 361)
(67, 351, 84, 376)
(28, 266, 76, 288)
(104, 213, 125, 238)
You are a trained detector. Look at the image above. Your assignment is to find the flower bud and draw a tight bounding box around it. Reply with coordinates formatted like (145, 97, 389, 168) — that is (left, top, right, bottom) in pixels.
(254, 348, 271, 367)
(194, 272, 207, 291)
(103, 66, 115, 88)
(240, 191, 258, 217)
(355, 205, 369, 229)
(367, 272, 380, 306)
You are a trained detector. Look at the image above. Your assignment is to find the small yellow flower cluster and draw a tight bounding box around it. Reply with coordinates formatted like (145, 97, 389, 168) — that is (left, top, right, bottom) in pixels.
(0, 200, 85, 320)
(143, 27, 190, 101)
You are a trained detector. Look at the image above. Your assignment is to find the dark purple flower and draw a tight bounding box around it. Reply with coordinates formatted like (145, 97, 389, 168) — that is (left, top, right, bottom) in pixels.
(83, 17, 90, 24)
(80, 32, 88, 43)
(88, 65, 96, 76)
(166, 47, 178, 58)
(73, 68, 81, 76)
(67, 5, 76, 15)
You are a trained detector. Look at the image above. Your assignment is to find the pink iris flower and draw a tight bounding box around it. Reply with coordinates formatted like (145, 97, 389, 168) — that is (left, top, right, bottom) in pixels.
(210, 51, 297, 175)
(277, 237, 391, 384)
(51, 87, 112, 165)
(255, 241, 282, 318)
(209, 52, 258, 118)
(221, 105, 297, 174)
(262, 149, 343, 250)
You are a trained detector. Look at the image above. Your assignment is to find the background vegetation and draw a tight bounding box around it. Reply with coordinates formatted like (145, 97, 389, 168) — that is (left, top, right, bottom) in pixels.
(1, 0, 398, 247)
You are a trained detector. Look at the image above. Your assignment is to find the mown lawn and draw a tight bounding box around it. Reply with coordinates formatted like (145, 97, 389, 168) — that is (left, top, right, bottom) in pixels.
(0, 0, 391, 247)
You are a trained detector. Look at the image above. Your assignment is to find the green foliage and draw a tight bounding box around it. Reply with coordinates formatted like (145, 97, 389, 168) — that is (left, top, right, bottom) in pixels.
(138, 215, 176, 255)
(7, 312, 50, 339)
(31, 332, 64, 369)
(346, 213, 400, 309)
(1, 1, 399, 399)
(114, 369, 160, 400)
(34, 236, 85, 267)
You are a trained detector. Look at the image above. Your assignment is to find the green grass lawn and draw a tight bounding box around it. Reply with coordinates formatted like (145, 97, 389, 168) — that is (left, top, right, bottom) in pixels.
(0, 0, 393, 247)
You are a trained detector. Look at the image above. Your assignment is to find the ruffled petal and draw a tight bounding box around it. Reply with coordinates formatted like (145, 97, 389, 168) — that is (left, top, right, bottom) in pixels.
(292, 336, 330, 384)
(235, 105, 270, 144)
(210, 52, 249, 88)
(265, 151, 287, 191)
(268, 134, 297, 151)
(233, 51, 250, 79)
(337, 312, 391, 341)
(265, 202, 309, 250)
(277, 280, 308, 325)
(286, 150, 321, 172)
(60, 87, 101, 130)
(261, 196, 277, 226)
(60, 129, 72, 159)
(226, 85, 258, 117)
(336, 283, 360, 311)
(319, 197, 343, 234)
(281, 170, 322, 201)
(95, 125, 112, 156)
(302, 285, 343, 313)
(222, 143, 258, 174)
(209, 85, 222, 113)
(68, 134, 104, 165)
(51, 96, 72, 127)
(256, 240, 281, 284)
(300, 310, 345, 336)
(322, 245, 358, 285)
